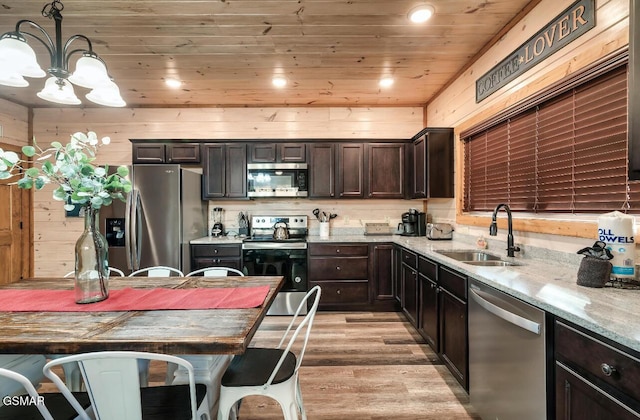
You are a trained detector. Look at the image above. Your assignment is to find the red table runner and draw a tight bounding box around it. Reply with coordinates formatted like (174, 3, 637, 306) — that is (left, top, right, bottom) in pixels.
(0, 286, 270, 312)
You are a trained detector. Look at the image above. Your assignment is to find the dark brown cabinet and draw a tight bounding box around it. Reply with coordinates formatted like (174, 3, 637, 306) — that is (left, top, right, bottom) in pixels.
(555, 320, 640, 419)
(132, 142, 201, 164)
(369, 243, 397, 310)
(307, 143, 335, 198)
(249, 143, 306, 163)
(190, 244, 242, 272)
(202, 143, 247, 199)
(367, 143, 404, 198)
(336, 143, 365, 198)
(418, 256, 438, 350)
(438, 266, 468, 390)
(410, 128, 454, 198)
(308, 243, 370, 310)
(400, 248, 418, 327)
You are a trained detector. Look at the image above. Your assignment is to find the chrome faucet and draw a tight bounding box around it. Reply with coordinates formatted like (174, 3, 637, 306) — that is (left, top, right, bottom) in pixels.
(489, 203, 520, 257)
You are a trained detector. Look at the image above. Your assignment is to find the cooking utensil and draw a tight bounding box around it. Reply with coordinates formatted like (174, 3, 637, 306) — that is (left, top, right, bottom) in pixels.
(312, 208, 321, 221)
(273, 222, 290, 240)
(329, 213, 337, 220)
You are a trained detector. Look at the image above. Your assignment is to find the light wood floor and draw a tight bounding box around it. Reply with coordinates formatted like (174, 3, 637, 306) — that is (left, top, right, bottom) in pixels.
(43, 311, 480, 419)
(227, 311, 480, 420)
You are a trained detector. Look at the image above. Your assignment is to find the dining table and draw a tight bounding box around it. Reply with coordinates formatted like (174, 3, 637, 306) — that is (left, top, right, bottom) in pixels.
(0, 275, 284, 413)
(0, 275, 284, 355)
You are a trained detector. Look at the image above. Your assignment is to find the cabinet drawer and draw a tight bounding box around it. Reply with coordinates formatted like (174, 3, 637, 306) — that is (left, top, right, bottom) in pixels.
(556, 321, 640, 402)
(191, 244, 241, 258)
(309, 243, 368, 257)
(418, 256, 437, 280)
(309, 257, 368, 280)
(401, 249, 417, 269)
(310, 280, 369, 304)
(438, 266, 466, 300)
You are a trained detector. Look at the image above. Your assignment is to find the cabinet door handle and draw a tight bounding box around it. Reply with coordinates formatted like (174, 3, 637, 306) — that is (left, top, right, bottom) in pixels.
(601, 363, 617, 376)
(213, 249, 218, 254)
(336, 249, 341, 253)
(336, 266, 341, 270)
(336, 289, 341, 295)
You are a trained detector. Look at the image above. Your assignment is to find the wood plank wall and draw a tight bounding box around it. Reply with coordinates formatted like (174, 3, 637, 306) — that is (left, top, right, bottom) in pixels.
(425, 0, 631, 250)
(30, 107, 424, 276)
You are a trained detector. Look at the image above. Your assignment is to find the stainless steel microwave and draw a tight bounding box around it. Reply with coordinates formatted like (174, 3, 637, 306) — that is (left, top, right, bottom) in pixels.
(247, 163, 308, 197)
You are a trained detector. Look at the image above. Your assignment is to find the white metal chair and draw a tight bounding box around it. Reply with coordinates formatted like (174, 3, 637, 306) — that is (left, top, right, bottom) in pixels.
(0, 367, 92, 420)
(44, 351, 210, 420)
(128, 266, 184, 277)
(186, 267, 244, 277)
(217, 285, 321, 420)
(56, 266, 128, 392)
(64, 267, 125, 278)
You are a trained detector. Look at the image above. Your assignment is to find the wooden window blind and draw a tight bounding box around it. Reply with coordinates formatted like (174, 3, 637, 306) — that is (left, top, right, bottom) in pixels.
(463, 63, 638, 213)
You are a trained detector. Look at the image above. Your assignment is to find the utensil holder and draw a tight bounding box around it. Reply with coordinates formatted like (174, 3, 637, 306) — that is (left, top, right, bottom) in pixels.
(577, 257, 612, 288)
(319, 222, 330, 238)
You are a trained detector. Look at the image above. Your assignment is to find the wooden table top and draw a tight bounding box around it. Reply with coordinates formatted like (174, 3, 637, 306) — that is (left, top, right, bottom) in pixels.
(0, 276, 283, 355)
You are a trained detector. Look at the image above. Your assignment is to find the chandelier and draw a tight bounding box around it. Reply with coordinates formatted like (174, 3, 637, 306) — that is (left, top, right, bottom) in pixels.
(0, 0, 125, 107)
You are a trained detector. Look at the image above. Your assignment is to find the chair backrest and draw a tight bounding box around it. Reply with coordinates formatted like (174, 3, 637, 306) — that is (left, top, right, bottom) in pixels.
(64, 267, 125, 278)
(43, 351, 199, 420)
(267, 285, 321, 386)
(128, 266, 184, 277)
(186, 267, 245, 277)
(0, 368, 55, 420)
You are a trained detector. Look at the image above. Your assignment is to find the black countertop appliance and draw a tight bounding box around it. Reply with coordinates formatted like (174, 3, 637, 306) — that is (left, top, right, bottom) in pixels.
(400, 209, 427, 236)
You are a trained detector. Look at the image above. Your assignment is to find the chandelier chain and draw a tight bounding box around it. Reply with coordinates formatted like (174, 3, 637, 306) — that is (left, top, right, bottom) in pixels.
(42, 0, 64, 18)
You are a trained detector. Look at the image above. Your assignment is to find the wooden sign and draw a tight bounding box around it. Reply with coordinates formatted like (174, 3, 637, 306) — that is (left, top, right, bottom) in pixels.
(476, 0, 595, 103)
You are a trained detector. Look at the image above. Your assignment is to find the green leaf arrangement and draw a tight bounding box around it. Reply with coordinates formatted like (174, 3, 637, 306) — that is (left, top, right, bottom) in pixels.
(0, 131, 132, 210)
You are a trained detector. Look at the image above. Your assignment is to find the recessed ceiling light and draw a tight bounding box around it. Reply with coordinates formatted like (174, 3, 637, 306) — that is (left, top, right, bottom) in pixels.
(379, 77, 394, 88)
(165, 78, 182, 89)
(408, 4, 435, 24)
(272, 76, 287, 88)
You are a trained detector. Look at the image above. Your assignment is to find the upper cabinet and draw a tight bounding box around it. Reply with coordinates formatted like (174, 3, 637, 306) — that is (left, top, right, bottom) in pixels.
(308, 143, 335, 198)
(368, 143, 404, 199)
(410, 128, 454, 198)
(249, 143, 306, 163)
(132, 142, 200, 164)
(336, 143, 365, 198)
(308, 141, 405, 199)
(202, 143, 247, 200)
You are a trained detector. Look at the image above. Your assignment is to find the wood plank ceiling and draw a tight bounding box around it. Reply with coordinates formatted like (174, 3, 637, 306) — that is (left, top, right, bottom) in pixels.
(0, 0, 535, 108)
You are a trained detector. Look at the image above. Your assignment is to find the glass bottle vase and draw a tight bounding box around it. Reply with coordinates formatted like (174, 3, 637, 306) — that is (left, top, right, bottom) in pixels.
(74, 206, 109, 303)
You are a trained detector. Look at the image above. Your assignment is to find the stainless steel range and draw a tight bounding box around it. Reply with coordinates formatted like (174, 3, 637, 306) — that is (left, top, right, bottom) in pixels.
(242, 215, 308, 315)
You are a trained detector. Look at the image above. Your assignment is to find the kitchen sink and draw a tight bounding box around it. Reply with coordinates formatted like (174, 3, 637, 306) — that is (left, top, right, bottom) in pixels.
(463, 260, 521, 267)
(435, 250, 502, 262)
(435, 249, 522, 266)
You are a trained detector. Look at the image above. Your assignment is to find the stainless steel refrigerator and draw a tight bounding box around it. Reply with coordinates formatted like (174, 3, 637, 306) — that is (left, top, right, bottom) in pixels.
(100, 164, 207, 275)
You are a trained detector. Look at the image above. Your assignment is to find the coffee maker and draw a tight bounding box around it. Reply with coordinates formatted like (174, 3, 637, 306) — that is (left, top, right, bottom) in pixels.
(399, 209, 427, 236)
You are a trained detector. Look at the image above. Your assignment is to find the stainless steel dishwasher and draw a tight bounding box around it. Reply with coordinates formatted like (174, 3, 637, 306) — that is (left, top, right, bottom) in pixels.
(469, 278, 547, 420)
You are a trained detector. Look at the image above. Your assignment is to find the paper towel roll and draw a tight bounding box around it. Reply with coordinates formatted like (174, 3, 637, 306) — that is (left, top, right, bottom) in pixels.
(598, 211, 636, 279)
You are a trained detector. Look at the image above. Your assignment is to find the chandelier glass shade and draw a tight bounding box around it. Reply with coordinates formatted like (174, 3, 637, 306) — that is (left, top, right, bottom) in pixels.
(0, 1, 125, 107)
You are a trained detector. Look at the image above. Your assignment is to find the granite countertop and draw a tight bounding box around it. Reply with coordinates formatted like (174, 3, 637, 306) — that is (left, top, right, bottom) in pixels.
(193, 233, 640, 353)
(190, 236, 244, 244)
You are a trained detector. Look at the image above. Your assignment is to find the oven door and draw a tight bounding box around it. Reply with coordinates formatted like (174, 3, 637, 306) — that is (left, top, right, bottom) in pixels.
(242, 243, 308, 315)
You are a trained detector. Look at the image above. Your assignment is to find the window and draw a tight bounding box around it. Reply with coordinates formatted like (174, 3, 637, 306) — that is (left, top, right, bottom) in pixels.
(462, 58, 639, 213)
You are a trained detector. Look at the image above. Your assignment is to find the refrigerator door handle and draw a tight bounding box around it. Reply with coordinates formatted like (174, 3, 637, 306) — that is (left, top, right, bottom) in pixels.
(124, 190, 133, 270)
(130, 189, 142, 270)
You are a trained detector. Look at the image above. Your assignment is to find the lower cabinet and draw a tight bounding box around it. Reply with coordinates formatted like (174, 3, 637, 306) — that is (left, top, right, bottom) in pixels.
(418, 256, 438, 350)
(190, 244, 242, 272)
(369, 243, 398, 311)
(555, 320, 640, 419)
(438, 284, 467, 390)
(400, 248, 418, 326)
(308, 243, 370, 310)
(397, 246, 468, 391)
